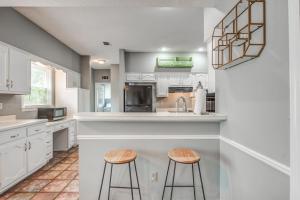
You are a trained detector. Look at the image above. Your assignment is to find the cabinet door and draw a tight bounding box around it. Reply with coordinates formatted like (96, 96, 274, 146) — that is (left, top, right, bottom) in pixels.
(126, 73, 141, 81)
(9, 48, 31, 94)
(0, 44, 8, 91)
(0, 138, 27, 189)
(27, 133, 46, 173)
(156, 75, 169, 97)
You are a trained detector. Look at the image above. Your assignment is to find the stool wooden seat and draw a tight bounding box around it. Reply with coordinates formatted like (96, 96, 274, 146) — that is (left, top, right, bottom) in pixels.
(99, 149, 142, 200)
(168, 148, 200, 164)
(104, 149, 137, 164)
(162, 148, 206, 200)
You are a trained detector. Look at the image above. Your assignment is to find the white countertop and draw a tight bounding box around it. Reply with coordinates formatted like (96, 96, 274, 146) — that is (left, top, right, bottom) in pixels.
(46, 116, 75, 127)
(0, 119, 48, 132)
(74, 112, 227, 122)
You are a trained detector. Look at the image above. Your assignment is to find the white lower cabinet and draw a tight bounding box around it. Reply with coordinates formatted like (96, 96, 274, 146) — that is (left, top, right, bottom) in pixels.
(0, 124, 51, 193)
(0, 138, 27, 189)
(27, 132, 46, 173)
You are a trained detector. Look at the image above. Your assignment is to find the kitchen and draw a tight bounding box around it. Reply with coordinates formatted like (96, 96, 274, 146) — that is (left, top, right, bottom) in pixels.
(0, 0, 297, 200)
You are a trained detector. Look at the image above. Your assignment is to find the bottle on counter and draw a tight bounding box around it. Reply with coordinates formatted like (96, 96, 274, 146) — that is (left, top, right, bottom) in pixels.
(193, 81, 207, 115)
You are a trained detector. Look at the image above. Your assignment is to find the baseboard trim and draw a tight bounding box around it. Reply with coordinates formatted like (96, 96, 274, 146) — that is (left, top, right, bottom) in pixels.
(220, 136, 290, 176)
(77, 134, 220, 140)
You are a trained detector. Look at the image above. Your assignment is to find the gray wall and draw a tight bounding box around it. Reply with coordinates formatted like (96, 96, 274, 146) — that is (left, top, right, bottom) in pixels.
(215, 0, 290, 199)
(93, 69, 111, 83)
(0, 95, 36, 119)
(0, 8, 82, 118)
(0, 8, 81, 72)
(125, 52, 208, 73)
(111, 64, 120, 112)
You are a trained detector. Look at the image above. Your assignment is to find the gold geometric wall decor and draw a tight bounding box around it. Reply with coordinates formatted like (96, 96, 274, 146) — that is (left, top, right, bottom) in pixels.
(212, 0, 266, 69)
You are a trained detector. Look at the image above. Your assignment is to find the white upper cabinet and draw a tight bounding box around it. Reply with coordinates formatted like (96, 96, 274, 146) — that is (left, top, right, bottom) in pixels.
(27, 132, 46, 173)
(0, 42, 31, 95)
(0, 138, 27, 189)
(126, 73, 141, 81)
(0, 44, 9, 91)
(9, 48, 31, 94)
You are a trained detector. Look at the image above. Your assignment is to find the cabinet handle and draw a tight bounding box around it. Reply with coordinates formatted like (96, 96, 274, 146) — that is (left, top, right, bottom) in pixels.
(24, 143, 27, 151)
(28, 142, 31, 150)
(35, 129, 41, 132)
(10, 80, 13, 88)
(6, 79, 10, 88)
(10, 134, 19, 139)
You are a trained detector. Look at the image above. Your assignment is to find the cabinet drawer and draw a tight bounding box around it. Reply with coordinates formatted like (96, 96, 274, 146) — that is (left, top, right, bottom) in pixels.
(45, 140, 53, 146)
(27, 124, 46, 136)
(70, 120, 76, 127)
(53, 123, 69, 132)
(0, 128, 26, 145)
(46, 143, 53, 152)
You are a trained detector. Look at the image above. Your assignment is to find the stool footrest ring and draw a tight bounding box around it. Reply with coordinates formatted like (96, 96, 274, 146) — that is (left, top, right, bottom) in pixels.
(110, 186, 140, 189)
(164, 185, 195, 188)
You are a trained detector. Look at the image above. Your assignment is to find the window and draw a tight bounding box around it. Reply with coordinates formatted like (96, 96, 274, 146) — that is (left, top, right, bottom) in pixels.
(23, 61, 53, 108)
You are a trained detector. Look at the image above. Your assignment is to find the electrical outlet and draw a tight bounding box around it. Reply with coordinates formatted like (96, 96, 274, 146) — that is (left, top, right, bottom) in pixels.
(151, 172, 158, 182)
(0, 103, 3, 110)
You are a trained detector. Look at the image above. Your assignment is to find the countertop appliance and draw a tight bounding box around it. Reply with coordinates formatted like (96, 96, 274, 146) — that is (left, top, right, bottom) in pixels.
(38, 107, 67, 121)
(206, 93, 215, 113)
(124, 84, 153, 112)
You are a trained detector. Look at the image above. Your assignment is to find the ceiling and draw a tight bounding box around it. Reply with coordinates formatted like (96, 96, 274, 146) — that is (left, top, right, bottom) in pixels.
(3, 0, 215, 7)
(15, 7, 207, 67)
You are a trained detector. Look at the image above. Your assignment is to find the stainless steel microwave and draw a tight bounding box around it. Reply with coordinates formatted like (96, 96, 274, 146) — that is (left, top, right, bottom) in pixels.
(38, 107, 67, 121)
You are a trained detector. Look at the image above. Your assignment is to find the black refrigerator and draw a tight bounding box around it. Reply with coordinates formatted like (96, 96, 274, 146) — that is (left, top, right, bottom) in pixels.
(124, 84, 153, 112)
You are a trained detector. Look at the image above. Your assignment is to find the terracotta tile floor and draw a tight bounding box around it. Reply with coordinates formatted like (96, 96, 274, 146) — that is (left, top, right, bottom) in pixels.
(0, 147, 79, 200)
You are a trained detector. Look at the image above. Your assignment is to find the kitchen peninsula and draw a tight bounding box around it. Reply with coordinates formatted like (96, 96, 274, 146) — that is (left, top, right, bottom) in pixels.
(75, 112, 226, 200)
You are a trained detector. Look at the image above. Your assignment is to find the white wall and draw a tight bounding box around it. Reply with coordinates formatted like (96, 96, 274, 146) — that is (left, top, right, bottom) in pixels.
(289, 0, 300, 199)
(204, 8, 224, 93)
(214, 0, 290, 199)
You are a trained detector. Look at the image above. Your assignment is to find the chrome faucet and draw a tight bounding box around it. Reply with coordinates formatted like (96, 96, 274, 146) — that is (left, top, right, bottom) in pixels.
(176, 96, 187, 112)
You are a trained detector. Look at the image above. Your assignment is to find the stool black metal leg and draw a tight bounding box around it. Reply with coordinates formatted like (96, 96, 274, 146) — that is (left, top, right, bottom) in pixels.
(170, 161, 177, 200)
(192, 164, 196, 200)
(197, 162, 206, 200)
(134, 160, 142, 200)
(162, 159, 171, 200)
(129, 162, 134, 200)
(108, 164, 113, 200)
(98, 161, 107, 200)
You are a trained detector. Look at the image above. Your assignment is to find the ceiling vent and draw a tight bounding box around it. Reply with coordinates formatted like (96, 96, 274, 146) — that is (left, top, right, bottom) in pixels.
(102, 41, 111, 46)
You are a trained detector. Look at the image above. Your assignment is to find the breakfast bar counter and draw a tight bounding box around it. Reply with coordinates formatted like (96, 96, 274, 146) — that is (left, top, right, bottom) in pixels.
(75, 112, 226, 200)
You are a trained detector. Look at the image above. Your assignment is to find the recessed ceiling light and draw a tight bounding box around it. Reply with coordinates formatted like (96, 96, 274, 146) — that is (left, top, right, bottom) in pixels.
(103, 41, 111, 46)
(198, 47, 206, 52)
(161, 47, 168, 52)
(94, 59, 107, 64)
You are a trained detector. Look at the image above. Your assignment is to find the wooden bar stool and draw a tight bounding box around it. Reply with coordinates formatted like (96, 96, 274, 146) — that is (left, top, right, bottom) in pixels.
(98, 149, 142, 200)
(162, 148, 206, 200)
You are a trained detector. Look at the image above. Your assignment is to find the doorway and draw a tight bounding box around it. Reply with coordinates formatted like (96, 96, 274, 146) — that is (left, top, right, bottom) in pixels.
(95, 83, 111, 112)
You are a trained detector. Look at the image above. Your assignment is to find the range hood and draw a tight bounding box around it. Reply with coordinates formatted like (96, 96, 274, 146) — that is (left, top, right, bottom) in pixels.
(168, 87, 193, 93)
